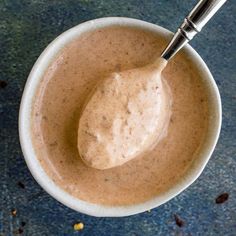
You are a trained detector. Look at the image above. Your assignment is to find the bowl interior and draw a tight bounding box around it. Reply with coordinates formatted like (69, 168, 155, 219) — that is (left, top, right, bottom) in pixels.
(19, 17, 221, 217)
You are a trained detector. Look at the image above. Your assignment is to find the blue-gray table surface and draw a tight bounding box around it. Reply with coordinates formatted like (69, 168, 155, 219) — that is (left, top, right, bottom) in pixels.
(0, 0, 235, 235)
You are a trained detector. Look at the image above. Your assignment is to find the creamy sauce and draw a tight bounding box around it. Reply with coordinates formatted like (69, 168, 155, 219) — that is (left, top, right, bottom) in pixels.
(78, 58, 172, 169)
(31, 26, 209, 206)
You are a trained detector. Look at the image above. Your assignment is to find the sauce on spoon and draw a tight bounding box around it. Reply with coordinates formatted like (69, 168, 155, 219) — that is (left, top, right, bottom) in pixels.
(78, 58, 172, 169)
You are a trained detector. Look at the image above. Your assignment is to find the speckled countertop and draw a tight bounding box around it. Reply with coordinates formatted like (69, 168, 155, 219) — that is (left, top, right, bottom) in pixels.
(0, 0, 235, 235)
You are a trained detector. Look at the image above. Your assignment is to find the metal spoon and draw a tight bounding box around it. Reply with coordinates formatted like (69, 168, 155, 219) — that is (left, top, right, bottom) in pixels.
(78, 0, 227, 170)
(161, 0, 227, 60)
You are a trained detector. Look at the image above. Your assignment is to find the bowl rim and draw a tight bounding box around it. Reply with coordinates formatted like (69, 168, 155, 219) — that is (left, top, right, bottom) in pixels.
(19, 17, 222, 217)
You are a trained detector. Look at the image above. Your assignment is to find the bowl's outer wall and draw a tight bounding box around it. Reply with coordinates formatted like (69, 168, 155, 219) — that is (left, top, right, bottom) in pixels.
(19, 18, 221, 217)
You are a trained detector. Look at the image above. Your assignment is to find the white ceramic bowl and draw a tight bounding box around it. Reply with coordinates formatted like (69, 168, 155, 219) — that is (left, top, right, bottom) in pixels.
(19, 17, 221, 217)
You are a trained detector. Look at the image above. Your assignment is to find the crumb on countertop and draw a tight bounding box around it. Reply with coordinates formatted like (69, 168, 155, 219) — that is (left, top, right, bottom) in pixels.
(11, 209, 17, 217)
(73, 222, 84, 231)
(174, 214, 184, 227)
(17, 181, 25, 189)
(215, 193, 229, 204)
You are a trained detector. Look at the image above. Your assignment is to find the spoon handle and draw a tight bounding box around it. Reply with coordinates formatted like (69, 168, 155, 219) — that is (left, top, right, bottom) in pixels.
(161, 0, 227, 60)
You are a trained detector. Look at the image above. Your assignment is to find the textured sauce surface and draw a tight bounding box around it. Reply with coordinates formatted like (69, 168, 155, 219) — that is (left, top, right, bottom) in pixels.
(77, 58, 172, 170)
(31, 26, 209, 206)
